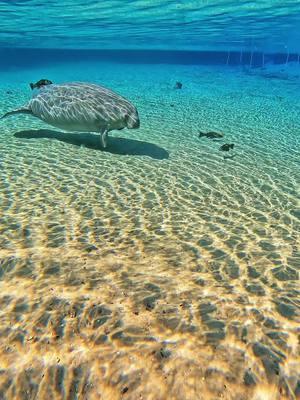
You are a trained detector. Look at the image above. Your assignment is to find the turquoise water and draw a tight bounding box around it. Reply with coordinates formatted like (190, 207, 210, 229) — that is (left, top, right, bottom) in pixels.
(0, 2, 300, 400)
(1, 0, 300, 52)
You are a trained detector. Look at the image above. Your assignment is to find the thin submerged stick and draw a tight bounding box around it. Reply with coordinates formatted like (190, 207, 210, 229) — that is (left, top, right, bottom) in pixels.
(285, 49, 290, 65)
(249, 49, 253, 68)
(226, 51, 230, 65)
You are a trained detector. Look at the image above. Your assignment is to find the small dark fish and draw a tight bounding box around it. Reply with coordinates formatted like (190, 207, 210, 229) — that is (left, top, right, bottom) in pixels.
(199, 131, 224, 139)
(220, 143, 234, 151)
(174, 81, 182, 89)
(30, 79, 53, 90)
(6, 90, 13, 94)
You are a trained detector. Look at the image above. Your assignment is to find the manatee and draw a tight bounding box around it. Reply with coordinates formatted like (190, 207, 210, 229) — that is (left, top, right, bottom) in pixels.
(1, 81, 140, 148)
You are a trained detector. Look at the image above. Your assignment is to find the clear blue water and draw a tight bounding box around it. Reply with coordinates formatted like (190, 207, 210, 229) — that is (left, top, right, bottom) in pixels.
(0, 2, 299, 400)
(1, 0, 300, 53)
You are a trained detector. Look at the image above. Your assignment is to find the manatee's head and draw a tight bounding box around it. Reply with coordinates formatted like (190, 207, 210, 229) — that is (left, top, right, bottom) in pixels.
(124, 105, 140, 129)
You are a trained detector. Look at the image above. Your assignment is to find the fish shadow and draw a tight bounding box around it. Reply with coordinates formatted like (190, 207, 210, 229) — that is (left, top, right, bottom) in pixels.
(14, 129, 169, 160)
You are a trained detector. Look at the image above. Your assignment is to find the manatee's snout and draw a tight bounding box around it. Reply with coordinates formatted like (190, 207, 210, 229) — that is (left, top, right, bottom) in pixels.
(126, 108, 140, 129)
(131, 116, 140, 129)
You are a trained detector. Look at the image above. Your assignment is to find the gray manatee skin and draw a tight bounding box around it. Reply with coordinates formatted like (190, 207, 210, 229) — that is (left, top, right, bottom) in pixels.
(1, 81, 140, 148)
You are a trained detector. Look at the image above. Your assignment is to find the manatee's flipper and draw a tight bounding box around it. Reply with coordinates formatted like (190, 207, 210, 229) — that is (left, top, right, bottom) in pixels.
(101, 129, 109, 149)
(0, 107, 32, 120)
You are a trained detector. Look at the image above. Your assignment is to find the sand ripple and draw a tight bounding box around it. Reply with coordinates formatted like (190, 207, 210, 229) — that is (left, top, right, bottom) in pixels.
(0, 64, 299, 399)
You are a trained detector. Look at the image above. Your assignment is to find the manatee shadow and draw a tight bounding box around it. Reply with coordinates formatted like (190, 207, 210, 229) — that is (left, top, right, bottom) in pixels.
(14, 129, 169, 160)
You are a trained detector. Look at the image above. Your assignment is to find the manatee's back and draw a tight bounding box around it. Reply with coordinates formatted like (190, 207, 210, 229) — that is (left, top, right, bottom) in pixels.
(29, 82, 139, 132)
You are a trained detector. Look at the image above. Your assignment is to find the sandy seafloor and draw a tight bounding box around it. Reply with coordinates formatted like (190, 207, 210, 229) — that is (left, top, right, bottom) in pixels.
(0, 60, 299, 400)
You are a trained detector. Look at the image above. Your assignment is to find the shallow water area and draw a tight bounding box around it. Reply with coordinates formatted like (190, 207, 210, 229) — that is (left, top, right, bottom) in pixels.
(0, 61, 299, 399)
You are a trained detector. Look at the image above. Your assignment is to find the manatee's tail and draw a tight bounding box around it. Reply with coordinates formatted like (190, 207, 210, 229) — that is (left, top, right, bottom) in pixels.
(198, 131, 206, 138)
(0, 107, 32, 120)
(30, 83, 35, 90)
